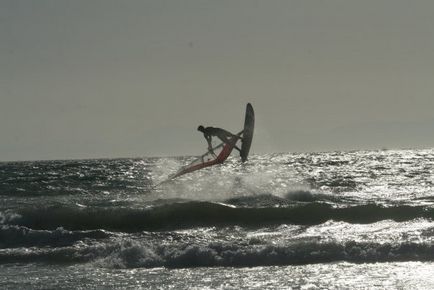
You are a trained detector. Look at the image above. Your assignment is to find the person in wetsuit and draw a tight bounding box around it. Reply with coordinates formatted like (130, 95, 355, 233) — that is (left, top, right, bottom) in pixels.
(197, 125, 241, 153)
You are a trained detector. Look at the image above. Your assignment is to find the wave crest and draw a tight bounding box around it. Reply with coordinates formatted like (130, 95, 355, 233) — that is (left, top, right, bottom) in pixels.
(2, 238, 434, 268)
(3, 202, 434, 232)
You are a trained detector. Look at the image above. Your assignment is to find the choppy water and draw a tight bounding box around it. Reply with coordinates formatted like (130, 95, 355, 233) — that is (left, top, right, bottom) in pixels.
(2, 149, 434, 289)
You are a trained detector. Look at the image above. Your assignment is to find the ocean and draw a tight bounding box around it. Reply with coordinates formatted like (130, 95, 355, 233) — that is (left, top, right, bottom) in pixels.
(1, 149, 434, 289)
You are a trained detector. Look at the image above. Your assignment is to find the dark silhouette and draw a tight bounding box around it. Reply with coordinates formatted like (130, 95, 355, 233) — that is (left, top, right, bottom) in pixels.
(197, 125, 241, 153)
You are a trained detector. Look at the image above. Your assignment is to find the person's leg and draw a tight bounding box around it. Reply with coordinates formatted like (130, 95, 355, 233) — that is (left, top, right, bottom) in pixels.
(216, 135, 229, 144)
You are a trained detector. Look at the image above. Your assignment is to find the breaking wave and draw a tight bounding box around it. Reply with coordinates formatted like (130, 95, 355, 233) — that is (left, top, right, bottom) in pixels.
(2, 238, 434, 268)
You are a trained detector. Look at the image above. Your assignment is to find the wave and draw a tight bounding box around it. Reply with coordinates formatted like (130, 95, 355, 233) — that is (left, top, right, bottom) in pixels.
(225, 191, 345, 206)
(0, 225, 111, 248)
(3, 200, 434, 232)
(2, 238, 434, 268)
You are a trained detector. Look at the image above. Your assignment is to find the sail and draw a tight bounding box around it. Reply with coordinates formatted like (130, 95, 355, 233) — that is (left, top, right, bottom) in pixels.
(169, 135, 239, 180)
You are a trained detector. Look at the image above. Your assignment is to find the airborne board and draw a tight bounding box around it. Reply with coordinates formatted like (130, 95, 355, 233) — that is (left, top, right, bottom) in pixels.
(240, 103, 255, 162)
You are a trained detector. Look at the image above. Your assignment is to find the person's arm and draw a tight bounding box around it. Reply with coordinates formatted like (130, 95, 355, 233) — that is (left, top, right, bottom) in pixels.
(205, 135, 212, 150)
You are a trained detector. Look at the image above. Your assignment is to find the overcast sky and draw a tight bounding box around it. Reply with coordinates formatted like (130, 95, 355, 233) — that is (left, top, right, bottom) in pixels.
(1, 0, 434, 161)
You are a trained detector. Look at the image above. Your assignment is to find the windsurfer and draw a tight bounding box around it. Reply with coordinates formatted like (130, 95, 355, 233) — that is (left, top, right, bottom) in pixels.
(197, 125, 241, 153)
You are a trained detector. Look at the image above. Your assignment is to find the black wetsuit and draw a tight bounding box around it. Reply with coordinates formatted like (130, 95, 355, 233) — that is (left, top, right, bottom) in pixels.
(201, 127, 235, 148)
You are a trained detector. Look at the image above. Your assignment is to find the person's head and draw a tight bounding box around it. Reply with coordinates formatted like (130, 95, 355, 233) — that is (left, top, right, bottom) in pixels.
(197, 125, 205, 132)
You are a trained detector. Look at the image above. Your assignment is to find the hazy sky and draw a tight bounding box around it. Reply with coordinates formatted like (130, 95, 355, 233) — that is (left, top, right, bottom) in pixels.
(2, 0, 434, 161)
